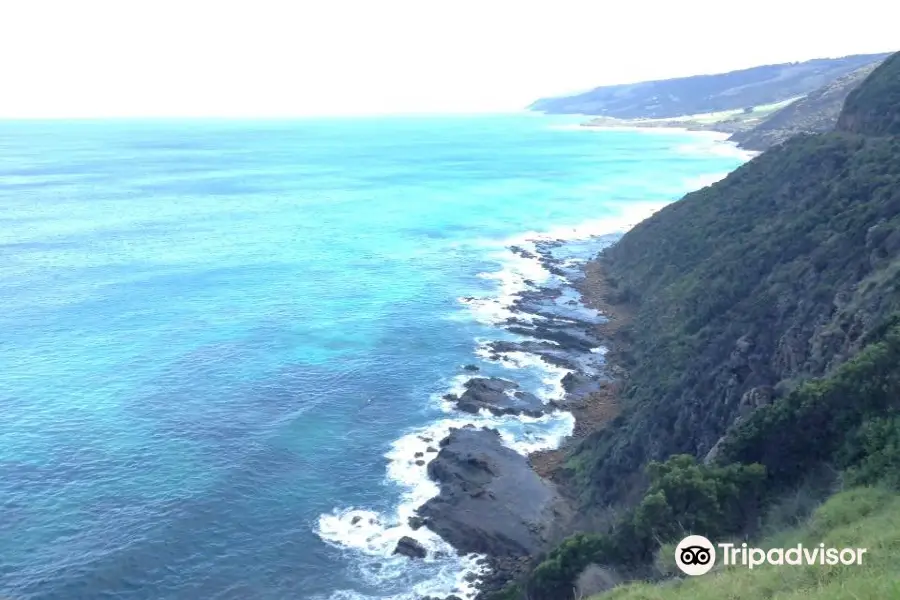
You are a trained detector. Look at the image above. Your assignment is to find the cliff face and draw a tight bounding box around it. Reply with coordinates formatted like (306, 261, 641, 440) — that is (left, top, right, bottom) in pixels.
(529, 53, 891, 118)
(837, 52, 900, 136)
(568, 51, 900, 509)
(729, 61, 882, 150)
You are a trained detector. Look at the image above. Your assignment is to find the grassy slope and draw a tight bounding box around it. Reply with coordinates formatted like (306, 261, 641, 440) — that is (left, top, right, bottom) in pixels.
(592, 487, 900, 600)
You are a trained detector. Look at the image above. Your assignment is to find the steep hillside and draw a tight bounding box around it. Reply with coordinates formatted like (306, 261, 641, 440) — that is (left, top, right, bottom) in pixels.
(529, 53, 890, 118)
(837, 52, 900, 136)
(485, 50, 900, 600)
(729, 61, 881, 150)
(568, 53, 900, 509)
(574, 131, 900, 507)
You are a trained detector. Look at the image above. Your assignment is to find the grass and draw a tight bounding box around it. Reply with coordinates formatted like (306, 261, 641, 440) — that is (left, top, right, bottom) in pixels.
(589, 487, 900, 600)
(656, 98, 803, 124)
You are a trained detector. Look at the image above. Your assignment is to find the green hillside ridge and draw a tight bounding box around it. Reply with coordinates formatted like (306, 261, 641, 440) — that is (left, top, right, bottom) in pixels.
(485, 50, 900, 600)
(529, 53, 890, 118)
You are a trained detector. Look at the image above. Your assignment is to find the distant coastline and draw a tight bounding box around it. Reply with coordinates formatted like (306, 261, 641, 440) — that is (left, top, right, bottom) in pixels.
(578, 110, 777, 152)
(530, 52, 891, 154)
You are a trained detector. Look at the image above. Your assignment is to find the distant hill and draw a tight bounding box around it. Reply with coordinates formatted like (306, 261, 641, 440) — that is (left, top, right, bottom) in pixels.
(729, 61, 882, 150)
(529, 53, 892, 118)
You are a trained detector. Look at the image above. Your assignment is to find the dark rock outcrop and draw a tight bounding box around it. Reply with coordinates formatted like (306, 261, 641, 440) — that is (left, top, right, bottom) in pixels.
(419, 427, 570, 558)
(394, 536, 427, 559)
(454, 377, 546, 417)
(509, 245, 537, 260)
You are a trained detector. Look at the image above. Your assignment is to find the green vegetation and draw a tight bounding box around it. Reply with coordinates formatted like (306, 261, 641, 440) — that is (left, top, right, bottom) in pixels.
(513, 316, 900, 599)
(590, 487, 900, 600)
(519, 456, 766, 600)
(841, 415, 900, 489)
(569, 129, 900, 510)
(837, 52, 900, 136)
(718, 318, 900, 485)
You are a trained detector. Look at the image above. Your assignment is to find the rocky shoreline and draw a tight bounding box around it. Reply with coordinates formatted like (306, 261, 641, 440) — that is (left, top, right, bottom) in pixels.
(397, 237, 631, 599)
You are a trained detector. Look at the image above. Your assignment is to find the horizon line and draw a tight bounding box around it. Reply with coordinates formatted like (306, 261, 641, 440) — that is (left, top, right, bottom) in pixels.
(0, 108, 549, 122)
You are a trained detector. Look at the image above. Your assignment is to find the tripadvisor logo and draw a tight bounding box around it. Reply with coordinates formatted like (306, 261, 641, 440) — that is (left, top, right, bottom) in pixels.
(675, 535, 868, 576)
(675, 535, 716, 575)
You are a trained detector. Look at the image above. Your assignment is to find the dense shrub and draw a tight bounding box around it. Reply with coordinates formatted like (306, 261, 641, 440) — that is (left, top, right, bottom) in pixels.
(718, 320, 900, 483)
(632, 455, 765, 542)
(841, 414, 900, 489)
(525, 456, 765, 599)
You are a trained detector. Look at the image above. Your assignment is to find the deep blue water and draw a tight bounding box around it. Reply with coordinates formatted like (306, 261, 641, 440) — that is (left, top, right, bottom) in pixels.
(0, 115, 746, 599)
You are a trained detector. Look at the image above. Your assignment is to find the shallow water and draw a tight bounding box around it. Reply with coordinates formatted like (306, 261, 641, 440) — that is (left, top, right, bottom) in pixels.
(0, 115, 747, 599)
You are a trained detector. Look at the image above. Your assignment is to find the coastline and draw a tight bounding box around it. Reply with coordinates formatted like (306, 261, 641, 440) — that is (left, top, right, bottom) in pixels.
(410, 232, 638, 600)
(408, 131, 753, 599)
(315, 127, 752, 600)
(316, 227, 628, 600)
(528, 257, 631, 482)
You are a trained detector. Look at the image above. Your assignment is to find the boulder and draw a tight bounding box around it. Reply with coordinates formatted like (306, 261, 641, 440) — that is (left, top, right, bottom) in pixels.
(454, 377, 546, 417)
(393, 536, 427, 559)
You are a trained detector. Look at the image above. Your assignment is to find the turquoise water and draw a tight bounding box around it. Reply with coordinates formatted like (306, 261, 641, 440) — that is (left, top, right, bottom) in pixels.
(0, 115, 746, 599)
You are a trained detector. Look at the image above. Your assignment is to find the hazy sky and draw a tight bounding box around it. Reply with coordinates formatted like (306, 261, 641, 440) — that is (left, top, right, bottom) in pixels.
(1, 0, 897, 118)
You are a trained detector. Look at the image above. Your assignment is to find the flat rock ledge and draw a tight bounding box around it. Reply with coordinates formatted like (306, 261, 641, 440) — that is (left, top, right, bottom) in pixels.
(446, 377, 547, 418)
(418, 426, 570, 558)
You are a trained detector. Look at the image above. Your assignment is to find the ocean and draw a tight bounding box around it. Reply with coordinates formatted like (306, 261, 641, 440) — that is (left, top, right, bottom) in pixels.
(0, 115, 748, 600)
